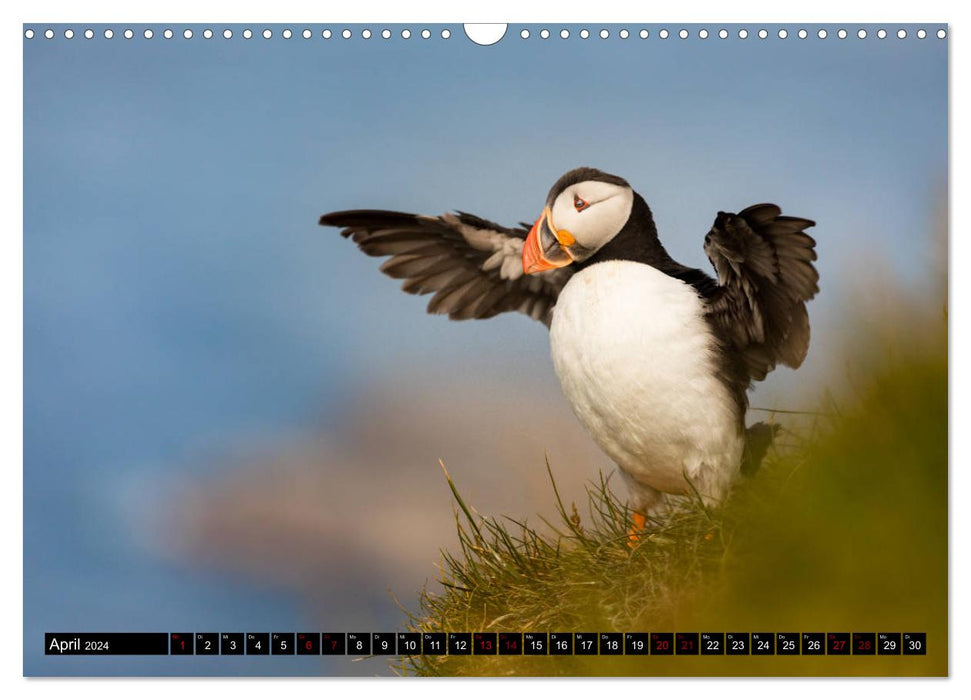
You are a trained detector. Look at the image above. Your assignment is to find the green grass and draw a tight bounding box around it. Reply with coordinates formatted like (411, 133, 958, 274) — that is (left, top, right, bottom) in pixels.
(395, 321, 947, 677)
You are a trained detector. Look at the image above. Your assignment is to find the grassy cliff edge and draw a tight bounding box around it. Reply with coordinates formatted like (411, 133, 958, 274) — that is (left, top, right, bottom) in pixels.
(397, 321, 947, 677)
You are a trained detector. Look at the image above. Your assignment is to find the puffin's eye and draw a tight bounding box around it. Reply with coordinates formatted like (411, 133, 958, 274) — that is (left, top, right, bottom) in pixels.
(574, 195, 590, 212)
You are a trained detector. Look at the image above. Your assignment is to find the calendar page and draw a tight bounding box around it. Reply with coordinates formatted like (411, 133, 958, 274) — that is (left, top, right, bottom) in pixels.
(23, 20, 948, 678)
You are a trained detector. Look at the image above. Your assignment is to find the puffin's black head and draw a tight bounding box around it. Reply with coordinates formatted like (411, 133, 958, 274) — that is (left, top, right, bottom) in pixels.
(523, 167, 637, 274)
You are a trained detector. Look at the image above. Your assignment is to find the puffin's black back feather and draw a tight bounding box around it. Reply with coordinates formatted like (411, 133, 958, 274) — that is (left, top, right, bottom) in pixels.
(741, 421, 781, 476)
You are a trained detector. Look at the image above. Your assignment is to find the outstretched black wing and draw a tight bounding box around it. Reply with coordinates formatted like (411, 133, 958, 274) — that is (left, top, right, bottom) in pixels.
(703, 203, 818, 382)
(319, 210, 573, 327)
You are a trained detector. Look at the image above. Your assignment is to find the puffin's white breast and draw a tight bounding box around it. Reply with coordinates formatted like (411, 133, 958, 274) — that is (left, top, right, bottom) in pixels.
(549, 260, 743, 503)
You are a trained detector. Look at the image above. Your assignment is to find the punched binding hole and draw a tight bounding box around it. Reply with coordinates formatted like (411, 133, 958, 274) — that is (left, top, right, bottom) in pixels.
(463, 23, 507, 46)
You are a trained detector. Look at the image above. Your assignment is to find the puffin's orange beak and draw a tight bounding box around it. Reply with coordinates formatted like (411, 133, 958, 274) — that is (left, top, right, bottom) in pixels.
(523, 206, 575, 274)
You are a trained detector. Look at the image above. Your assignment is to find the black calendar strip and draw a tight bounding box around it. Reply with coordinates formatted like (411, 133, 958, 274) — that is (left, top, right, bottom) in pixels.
(45, 632, 927, 656)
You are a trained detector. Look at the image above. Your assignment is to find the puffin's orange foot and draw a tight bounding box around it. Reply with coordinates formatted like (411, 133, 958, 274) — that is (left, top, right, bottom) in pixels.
(627, 511, 647, 548)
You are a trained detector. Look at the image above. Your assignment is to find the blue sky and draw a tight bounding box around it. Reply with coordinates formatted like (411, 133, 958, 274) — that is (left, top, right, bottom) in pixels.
(23, 24, 946, 675)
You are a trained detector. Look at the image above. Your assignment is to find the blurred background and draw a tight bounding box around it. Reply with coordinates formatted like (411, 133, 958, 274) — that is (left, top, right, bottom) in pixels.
(23, 24, 946, 675)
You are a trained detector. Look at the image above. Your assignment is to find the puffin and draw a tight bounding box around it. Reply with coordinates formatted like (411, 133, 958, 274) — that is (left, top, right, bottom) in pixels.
(319, 167, 818, 537)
